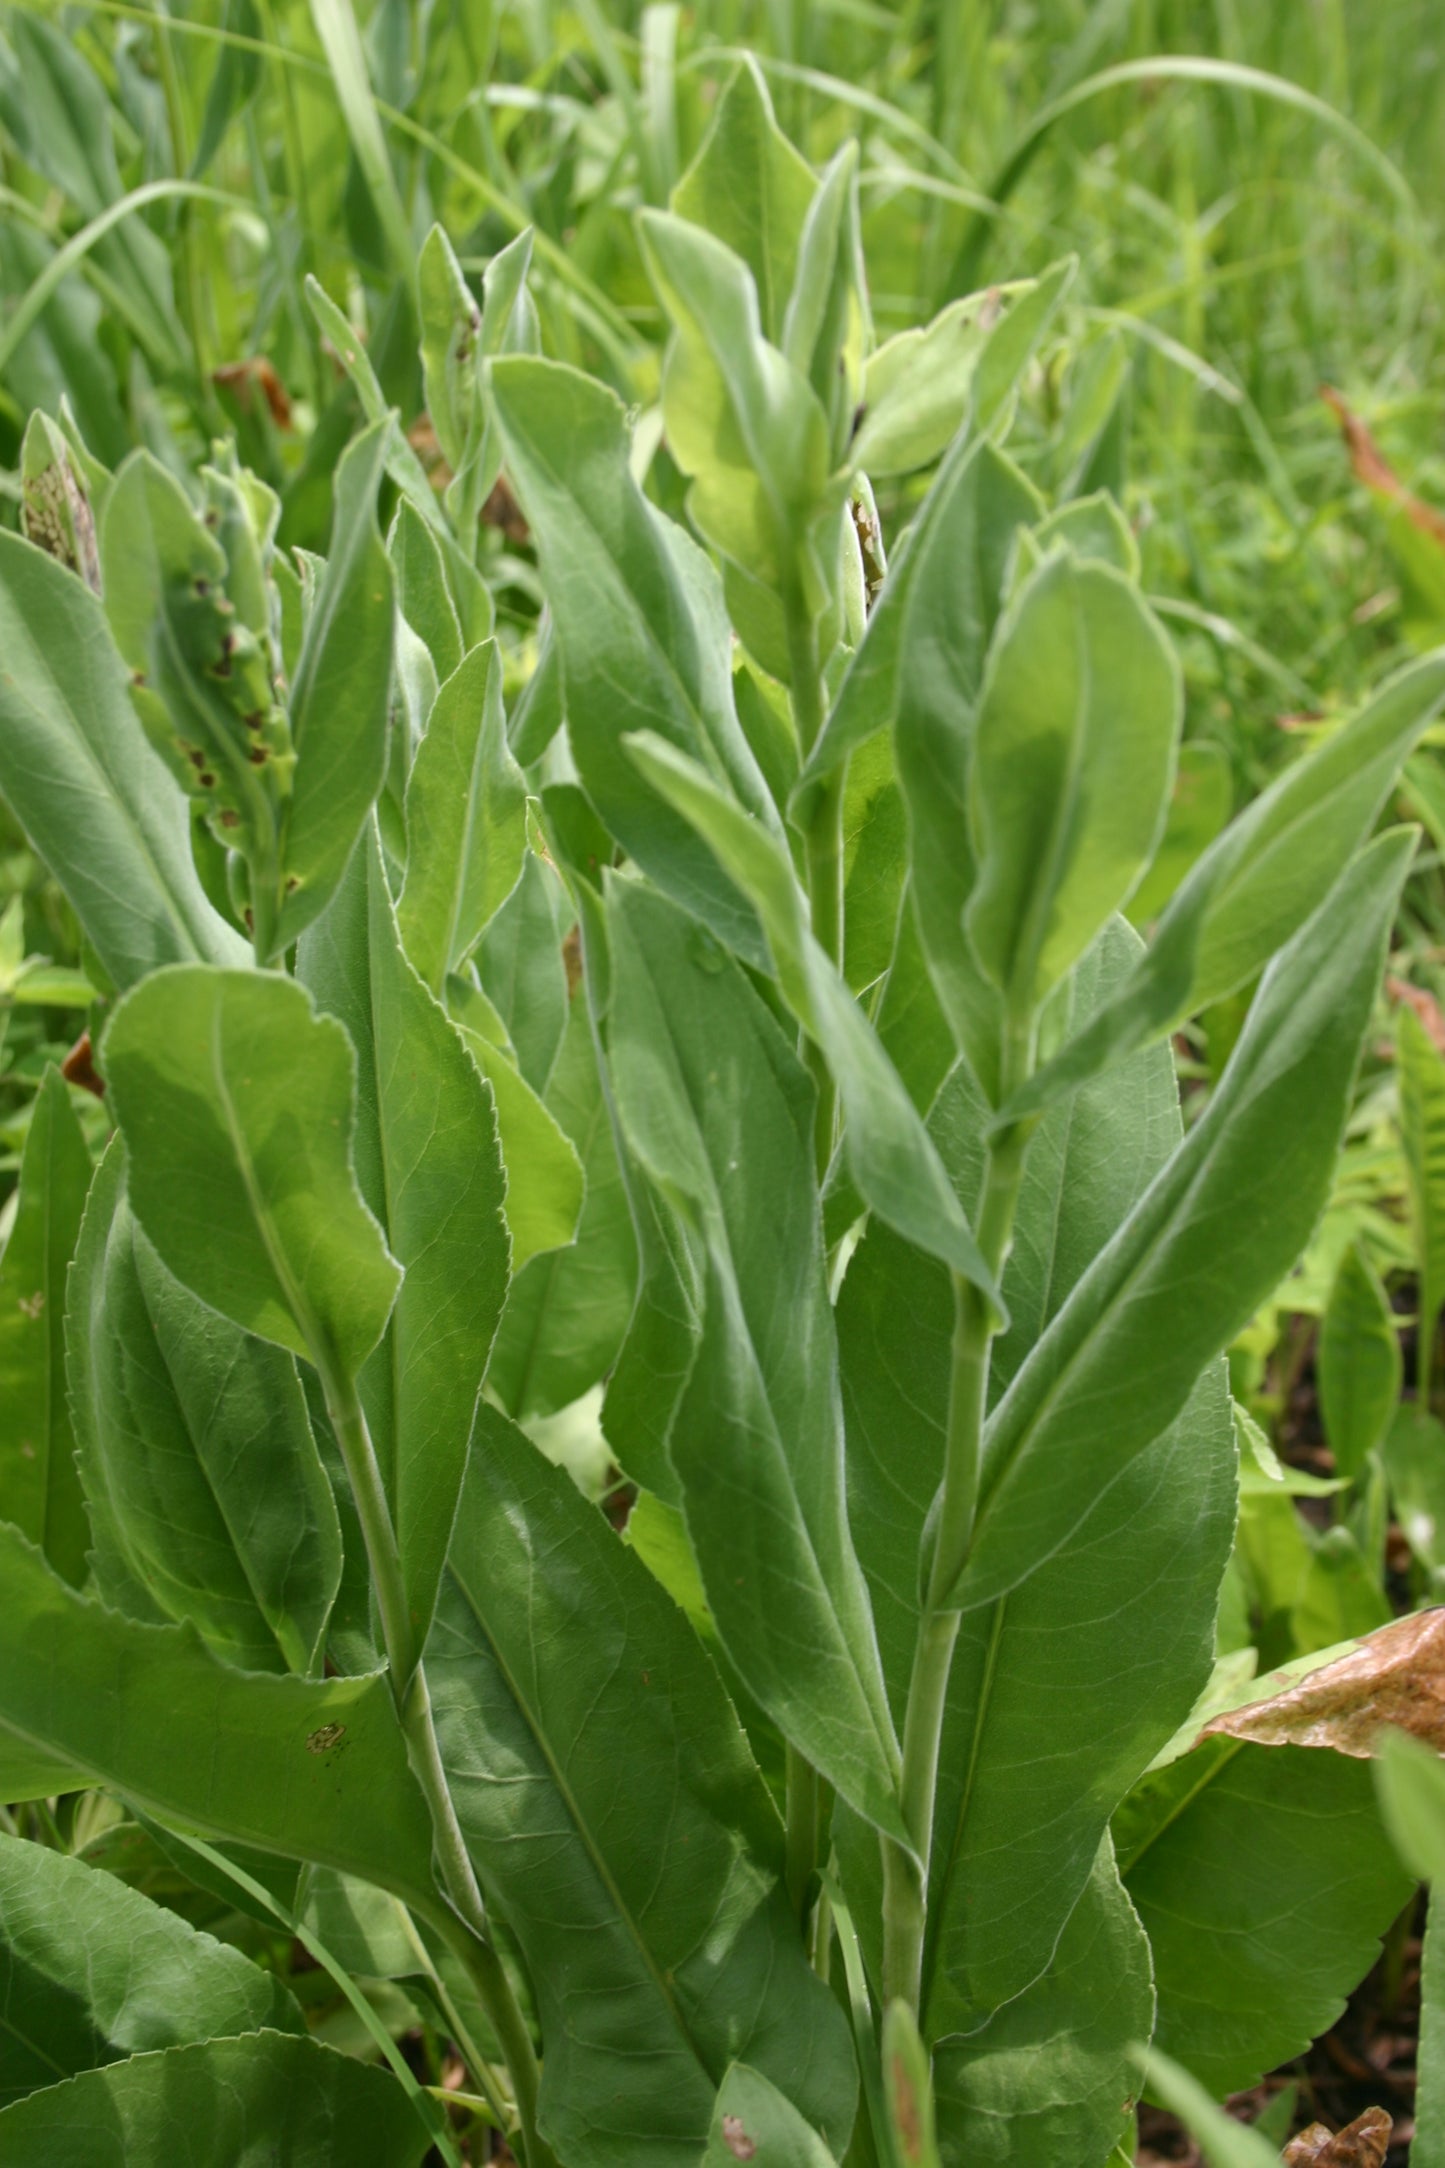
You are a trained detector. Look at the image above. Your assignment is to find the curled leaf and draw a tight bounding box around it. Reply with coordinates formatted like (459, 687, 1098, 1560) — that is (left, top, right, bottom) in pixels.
(1202, 1608, 1445, 1756)
(1282, 2106, 1391, 2166)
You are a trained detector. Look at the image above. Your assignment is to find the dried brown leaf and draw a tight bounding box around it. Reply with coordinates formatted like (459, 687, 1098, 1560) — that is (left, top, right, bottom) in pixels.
(1201, 1609, 1445, 1756)
(1282, 2106, 1391, 2166)
(1321, 386, 1445, 552)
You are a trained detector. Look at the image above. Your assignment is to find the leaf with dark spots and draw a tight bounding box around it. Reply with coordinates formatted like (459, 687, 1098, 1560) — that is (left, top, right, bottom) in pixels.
(1202, 1609, 1445, 1755)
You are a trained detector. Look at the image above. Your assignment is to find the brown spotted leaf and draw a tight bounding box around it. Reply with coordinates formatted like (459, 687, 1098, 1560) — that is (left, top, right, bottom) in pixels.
(1202, 1609, 1445, 1756)
(1282, 2105, 1391, 2166)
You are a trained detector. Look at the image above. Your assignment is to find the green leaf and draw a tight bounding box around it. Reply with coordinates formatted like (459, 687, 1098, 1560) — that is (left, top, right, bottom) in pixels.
(0, 1067, 91, 1585)
(429, 1405, 857, 2168)
(0, 531, 247, 987)
(604, 880, 904, 1840)
(298, 826, 508, 1649)
(0, 2027, 430, 2166)
(933, 1841, 1151, 2168)
(418, 225, 537, 532)
(20, 409, 100, 590)
(0, 1522, 437, 1908)
(1318, 1240, 1401, 1478)
(487, 997, 634, 1414)
(488, 354, 781, 964)
(854, 291, 1001, 479)
(956, 830, 1412, 1615)
(1419, 1892, 1445, 2168)
(1383, 1405, 1445, 1575)
(69, 1141, 343, 1677)
(397, 641, 528, 996)
(1118, 1739, 1412, 2091)
(0, 1834, 301, 2107)
(836, 923, 1235, 2025)
(308, 0, 411, 276)
(192, 0, 262, 176)
(389, 498, 463, 684)
(965, 549, 1180, 1018)
(1009, 651, 1445, 1120)
(275, 422, 395, 953)
(1376, 1725, 1445, 1882)
(1125, 742, 1232, 928)
(1137, 2048, 1279, 2168)
(880, 2000, 941, 2168)
(450, 1008, 583, 1275)
(637, 207, 833, 608)
(672, 57, 816, 343)
(622, 731, 998, 1299)
(1398, 1001, 1445, 1370)
(102, 965, 400, 1388)
(703, 2065, 840, 2167)
(475, 844, 572, 1095)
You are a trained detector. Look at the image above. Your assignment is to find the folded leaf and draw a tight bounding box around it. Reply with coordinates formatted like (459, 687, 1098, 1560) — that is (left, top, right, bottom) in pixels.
(604, 880, 904, 1840)
(672, 57, 815, 344)
(0, 530, 246, 987)
(397, 640, 527, 996)
(0, 1523, 436, 1910)
(487, 354, 779, 966)
(957, 830, 1412, 1614)
(965, 549, 1180, 1018)
(275, 422, 395, 953)
(0, 1066, 92, 1584)
(429, 1406, 857, 2168)
(0, 2028, 430, 2166)
(0, 1835, 301, 2108)
(1008, 651, 1445, 1120)
(1117, 1739, 1410, 2093)
(623, 731, 998, 1299)
(103, 965, 400, 1388)
(298, 825, 508, 1652)
(69, 1141, 342, 1676)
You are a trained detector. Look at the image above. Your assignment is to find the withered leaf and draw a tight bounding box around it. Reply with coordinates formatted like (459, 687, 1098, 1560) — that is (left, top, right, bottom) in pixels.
(1282, 2105, 1391, 2166)
(1201, 1608, 1445, 1756)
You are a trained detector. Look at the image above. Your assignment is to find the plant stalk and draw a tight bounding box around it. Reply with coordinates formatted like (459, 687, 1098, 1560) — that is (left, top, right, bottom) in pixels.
(879, 1110, 1031, 2015)
(326, 1374, 553, 2168)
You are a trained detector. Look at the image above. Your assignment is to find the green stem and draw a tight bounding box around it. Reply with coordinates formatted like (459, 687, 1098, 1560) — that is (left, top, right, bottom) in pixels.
(782, 575, 844, 1914)
(326, 1376, 553, 2168)
(878, 1104, 1032, 2015)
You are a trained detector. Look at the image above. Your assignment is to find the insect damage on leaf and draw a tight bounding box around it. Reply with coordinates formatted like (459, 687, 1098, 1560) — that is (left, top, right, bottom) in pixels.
(305, 1723, 347, 1754)
(721, 2115, 757, 2161)
(1202, 1609, 1445, 1755)
(1283, 2105, 1391, 2165)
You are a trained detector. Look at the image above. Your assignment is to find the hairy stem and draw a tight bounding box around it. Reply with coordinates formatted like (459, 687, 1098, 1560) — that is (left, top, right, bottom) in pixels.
(326, 1375, 552, 2167)
(879, 1102, 1031, 2015)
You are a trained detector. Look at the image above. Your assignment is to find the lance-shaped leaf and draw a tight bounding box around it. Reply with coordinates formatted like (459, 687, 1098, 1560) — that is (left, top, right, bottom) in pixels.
(637, 208, 833, 599)
(1006, 650, 1445, 1121)
(487, 997, 635, 1416)
(429, 1407, 858, 2168)
(274, 423, 395, 953)
(0, 1835, 302, 2108)
(447, 978, 583, 1273)
(801, 436, 1042, 1097)
(69, 1142, 343, 1677)
(835, 923, 1235, 2026)
(965, 549, 1180, 1019)
(397, 641, 527, 995)
(703, 2066, 840, 2167)
(955, 830, 1412, 1615)
(604, 880, 904, 1840)
(1399, 1002, 1445, 1376)
(0, 1522, 437, 1910)
(933, 1840, 1152, 2168)
(389, 499, 463, 684)
(1376, 1735, 1445, 2168)
(419, 224, 537, 534)
(1318, 1240, 1401, 1478)
(487, 355, 780, 967)
(623, 731, 998, 1300)
(1139, 2049, 1281, 2168)
(102, 966, 400, 1390)
(0, 530, 246, 988)
(0, 2029, 430, 2166)
(0, 1067, 91, 1585)
(1118, 1738, 1411, 2093)
(672, 57, 816, 344)
(298, 827, 508, 1650)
